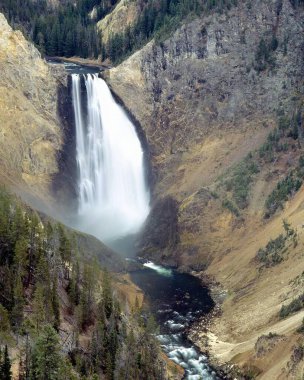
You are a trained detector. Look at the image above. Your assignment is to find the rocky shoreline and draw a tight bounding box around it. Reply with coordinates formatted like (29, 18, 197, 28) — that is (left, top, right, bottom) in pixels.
(187, 272, 242, 380)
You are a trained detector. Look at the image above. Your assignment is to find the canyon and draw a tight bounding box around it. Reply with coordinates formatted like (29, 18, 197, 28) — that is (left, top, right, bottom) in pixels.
(1, 0, 304, 378)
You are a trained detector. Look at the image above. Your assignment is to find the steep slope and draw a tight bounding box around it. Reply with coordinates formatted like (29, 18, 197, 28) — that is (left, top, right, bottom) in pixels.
(0, 13, 60, 190)
(107, 0, 304, 264)
(97, 0, 139, 45)
(0, 13, 75, 211)
(106, 0, 304, 377)
(0, 188, 168, 380)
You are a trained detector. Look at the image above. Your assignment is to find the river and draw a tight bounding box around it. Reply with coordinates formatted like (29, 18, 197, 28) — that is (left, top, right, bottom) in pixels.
(130, 261, 221, 380)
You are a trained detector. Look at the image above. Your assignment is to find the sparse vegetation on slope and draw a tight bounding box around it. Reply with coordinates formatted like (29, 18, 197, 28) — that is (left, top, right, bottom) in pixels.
(217, 109, 303, 218)
(106, 0, 238, 63)
(222, 198, 240, 216)
(259, 114, 300, 163)
(265, 155, 304, 218)
(224, 153, 259, 210)
(254, 34, 278, 73)
(297, 318, 304, 333)
(256, 219, 297, 267)
(280, 294, 304, 319)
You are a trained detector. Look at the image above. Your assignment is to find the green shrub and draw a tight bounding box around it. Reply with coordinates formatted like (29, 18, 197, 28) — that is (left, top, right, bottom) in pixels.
(299, 155, 304, 168)
(280, 293, 304, 319)
(254, 36, 277, 72)
(265, 170, 303, 218)
(258, 128, 287, 161)
(297, 318, 304, 334)
(278, 116, 290, 131)
(222, 199, 240, 216)
(256, 220, 297, 267)
(256, 234, 286, 267)
(210, 191, 219, 199)
(225, 155, 259, 209)
(290, 0, 304, 8)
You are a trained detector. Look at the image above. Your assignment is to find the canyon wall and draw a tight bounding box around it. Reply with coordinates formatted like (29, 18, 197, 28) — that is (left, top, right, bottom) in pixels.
(106, 0, 304, 377)
(108, 0, 304, 266)
(0, 13, 74, 209)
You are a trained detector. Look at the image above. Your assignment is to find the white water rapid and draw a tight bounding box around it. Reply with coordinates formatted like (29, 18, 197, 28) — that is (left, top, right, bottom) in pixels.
(71, 73, 150, 243)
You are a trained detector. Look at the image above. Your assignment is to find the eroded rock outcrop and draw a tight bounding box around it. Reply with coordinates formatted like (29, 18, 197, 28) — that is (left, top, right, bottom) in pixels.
(97, 0, 140, 45)
(0, 13, 74, 208)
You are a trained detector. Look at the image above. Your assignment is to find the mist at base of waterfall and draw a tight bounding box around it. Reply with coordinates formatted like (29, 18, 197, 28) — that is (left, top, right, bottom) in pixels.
(73, 206, 144, 256)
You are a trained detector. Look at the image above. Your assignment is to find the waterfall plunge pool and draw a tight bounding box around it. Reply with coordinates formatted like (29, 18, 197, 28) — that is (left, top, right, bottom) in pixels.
(130, 262, 222, 380)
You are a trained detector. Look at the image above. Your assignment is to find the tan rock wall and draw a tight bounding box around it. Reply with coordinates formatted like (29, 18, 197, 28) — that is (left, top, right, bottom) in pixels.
(0, 13, 67, 203)
(107, 0, 304, 266)
(97, 0, 139, 45)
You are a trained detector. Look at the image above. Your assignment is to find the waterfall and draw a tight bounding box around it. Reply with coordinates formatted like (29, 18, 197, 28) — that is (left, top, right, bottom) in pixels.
(71, 73, 150, 243)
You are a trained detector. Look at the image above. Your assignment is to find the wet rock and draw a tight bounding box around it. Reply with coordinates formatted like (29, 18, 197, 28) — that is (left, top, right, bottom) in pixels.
(137, 196, 179, 264)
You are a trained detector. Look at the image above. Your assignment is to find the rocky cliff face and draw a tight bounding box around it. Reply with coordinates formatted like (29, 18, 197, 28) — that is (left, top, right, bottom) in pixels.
(0, 13, 75, 211)
(108, 0, 304, 264)
(107, 0, 304, 377)
(97, 0, 139, 45)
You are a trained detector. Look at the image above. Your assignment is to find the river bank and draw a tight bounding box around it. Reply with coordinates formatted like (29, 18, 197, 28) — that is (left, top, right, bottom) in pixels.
(186, 273, 238, 379)
(46, 56, 110, 70)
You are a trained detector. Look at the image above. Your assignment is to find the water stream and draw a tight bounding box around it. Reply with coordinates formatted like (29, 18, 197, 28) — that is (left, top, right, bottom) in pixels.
(131, 262, 219, 380)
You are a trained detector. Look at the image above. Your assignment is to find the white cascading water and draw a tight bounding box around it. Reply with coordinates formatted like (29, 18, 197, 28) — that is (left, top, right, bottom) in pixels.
(71, 73, 150, 243)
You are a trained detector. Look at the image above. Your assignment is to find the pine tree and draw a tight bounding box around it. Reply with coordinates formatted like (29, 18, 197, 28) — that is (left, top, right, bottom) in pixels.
(101, 269, 113, 319)
(35, 255, 50, 287)
(57, 225, 71, 279)
(79, 264, 97, 329)
(32, 285, 46, 331)
(14, 236, 29, 279)
(31, 324, 62, 380)
(0, 265, 14, 312)
(67, 260, 80, 307)
(11, 274, 25, 331)
(1, 345, 12, 380)
(51, 278, 60, 331)
(24, 334, 31, 380)
(11, 205, 28, 245)
(0, 190, 11, 257)
(0, 305, 10, 334)
(27, 213, 40, 286)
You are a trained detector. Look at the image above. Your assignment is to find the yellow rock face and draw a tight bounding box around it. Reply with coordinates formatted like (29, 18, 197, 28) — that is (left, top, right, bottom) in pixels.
(0, 13, 65, 202)
(97, 0, 139, 45)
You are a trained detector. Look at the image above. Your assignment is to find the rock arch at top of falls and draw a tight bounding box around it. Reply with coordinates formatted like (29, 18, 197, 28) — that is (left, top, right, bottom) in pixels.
(71, 73, 150, 245)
